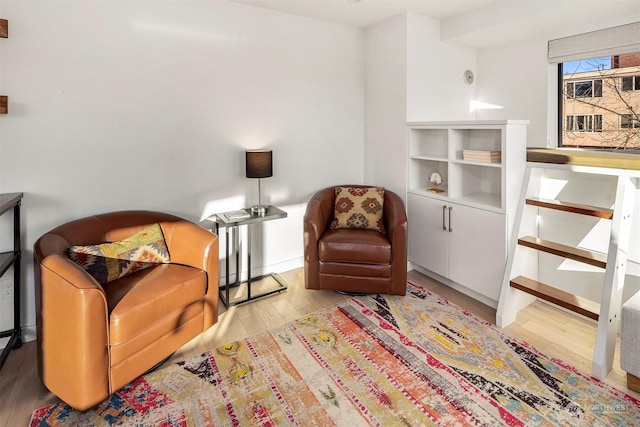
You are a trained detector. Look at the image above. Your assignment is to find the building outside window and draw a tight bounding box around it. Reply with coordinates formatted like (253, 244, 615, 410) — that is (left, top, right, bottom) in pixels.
(560, 53, 640, 149)
(566, 114, 603, 132)
(621, 75, 640, 92)
(566, 80, 603, 98)
(621, 114, 640, 129)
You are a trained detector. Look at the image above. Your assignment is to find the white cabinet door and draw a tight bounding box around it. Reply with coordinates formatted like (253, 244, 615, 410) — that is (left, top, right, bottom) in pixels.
(448, 203, 506, 301)
(408, 193, 449, 278)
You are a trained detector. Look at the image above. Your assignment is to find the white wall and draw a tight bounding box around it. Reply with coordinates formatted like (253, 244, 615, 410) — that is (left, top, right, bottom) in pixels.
(363, 14, 407, 197)
(475, 38, 549, 147)
(364, 13, 477, 199)
(0, 0, 364, 340)
(406, 13, 475, 123)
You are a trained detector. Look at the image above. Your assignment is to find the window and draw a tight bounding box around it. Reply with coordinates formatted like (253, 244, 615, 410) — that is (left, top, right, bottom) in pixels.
(558, 54, 640, 148)
(549, 22, 640, 149)
(621, 114, 639, 129)
(566, 114, 603, 132)
(595, 114, 603, 132)
(622, 76, 640, 92)
(566, 80, 603, 98)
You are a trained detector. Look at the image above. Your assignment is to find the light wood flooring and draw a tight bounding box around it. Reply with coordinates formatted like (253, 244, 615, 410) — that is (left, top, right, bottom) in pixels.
(1, 268, 638, 425)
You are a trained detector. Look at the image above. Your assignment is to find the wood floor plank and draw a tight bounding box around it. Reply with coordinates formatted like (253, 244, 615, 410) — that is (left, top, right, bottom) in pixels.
(2, 267, 638, 426)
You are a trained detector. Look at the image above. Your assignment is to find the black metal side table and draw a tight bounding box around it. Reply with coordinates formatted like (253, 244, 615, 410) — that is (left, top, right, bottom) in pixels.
(210, 205, 288, 306)
(0, 192, 22, 369)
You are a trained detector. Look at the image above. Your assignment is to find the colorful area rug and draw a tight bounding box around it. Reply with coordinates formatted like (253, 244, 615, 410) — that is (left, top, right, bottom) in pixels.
(31, 282, 640, 426)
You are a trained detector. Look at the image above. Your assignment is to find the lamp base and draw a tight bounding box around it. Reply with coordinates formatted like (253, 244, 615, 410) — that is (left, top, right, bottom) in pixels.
(251, 205, 268, 216)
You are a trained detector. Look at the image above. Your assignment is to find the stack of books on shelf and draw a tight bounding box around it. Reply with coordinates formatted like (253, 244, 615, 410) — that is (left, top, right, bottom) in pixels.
(462, 150, 501, 163)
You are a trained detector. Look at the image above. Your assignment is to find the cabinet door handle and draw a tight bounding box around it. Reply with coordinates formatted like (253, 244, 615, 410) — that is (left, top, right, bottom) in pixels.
(448, 206, 453, 232)
(442, 205, 447, 230)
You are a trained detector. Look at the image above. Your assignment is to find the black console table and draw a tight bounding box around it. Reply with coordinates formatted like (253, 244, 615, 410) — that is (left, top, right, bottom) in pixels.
(210, 205, 288, 306)
(0, 192, 22, 369)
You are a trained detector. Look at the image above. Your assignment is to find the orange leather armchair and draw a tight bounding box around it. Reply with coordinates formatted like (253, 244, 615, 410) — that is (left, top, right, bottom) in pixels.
(304, 186, 408, 295)
(34, 211, 219, 411)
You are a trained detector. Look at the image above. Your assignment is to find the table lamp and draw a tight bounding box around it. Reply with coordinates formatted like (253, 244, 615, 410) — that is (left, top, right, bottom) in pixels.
(246, 149, 272, 215)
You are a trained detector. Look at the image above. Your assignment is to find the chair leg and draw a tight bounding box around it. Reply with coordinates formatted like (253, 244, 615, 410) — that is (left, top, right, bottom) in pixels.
(142, 351, 175, 376)
(336, 290, 370, 296)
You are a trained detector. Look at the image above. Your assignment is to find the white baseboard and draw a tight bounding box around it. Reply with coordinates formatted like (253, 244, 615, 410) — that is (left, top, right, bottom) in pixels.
(410, 265, 499, 309)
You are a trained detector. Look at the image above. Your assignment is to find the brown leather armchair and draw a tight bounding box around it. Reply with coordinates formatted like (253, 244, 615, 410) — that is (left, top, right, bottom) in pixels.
(34, 210, 219, 411)
(304, 186, 408, 295)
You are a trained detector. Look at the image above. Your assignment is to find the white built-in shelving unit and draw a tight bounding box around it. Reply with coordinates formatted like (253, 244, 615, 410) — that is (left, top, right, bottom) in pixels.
(407, 120, 528, 307)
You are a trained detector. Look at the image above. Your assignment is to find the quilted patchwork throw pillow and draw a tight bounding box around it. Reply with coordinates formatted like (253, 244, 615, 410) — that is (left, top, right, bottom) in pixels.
(331, 186, 385, 233)
(66, 223, 170, 285)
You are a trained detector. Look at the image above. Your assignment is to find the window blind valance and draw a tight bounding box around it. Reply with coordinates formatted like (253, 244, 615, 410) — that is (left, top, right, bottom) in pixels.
(548, 22, 640, 63)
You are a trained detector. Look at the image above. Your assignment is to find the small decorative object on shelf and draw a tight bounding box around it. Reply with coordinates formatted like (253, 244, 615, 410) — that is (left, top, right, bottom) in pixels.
(427, 172, 444, 193)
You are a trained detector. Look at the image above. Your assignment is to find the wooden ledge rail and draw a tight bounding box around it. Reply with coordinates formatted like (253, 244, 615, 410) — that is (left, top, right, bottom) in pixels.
(527, 148, 640, 172)
(526, 197, 613, 219)
(510, 275, 600, 321)
(518, 236, 607, 269)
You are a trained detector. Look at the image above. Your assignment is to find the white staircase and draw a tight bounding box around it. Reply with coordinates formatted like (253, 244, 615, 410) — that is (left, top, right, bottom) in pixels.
(497, 150, 639, 379)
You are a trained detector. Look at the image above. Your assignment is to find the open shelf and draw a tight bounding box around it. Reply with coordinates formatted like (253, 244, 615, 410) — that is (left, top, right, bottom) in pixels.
(453, 192, 501, 211)
(408, 128, 448, 159)
(451, 158, 502, 168)
(406, 121, 525, 214)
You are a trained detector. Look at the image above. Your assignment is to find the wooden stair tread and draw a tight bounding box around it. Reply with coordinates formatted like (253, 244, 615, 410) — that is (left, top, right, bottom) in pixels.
(510, 275, 600, 320)
(518, 236, 607, 269)
(526, 197, 613, 219)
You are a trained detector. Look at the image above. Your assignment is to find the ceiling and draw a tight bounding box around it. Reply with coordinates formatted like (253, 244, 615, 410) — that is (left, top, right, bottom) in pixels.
(230, 0, 640, 48)
(231, 0, 497, 28)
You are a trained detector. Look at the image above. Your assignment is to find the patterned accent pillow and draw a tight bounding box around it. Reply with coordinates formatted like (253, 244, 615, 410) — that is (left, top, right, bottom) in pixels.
(66, 223, 170, 285)
(331, 186, 385, 233)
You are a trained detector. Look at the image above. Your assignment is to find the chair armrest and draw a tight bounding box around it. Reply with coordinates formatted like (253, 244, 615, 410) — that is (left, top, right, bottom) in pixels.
(303, 188, 334, 289)
(160, 220, 219, 327)
(303, 199, 332, 246)
(384, 191, 408, 294)
(36, 254, 111, 410)
(384, 191, 408, 243)
(303, 188, 334, 240)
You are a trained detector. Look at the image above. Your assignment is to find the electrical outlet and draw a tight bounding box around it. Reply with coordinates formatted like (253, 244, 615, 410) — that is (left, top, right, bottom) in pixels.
(0, 280, 13, 299)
